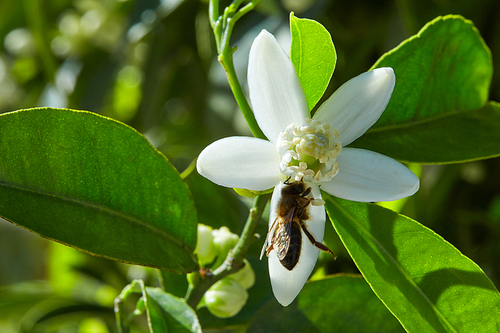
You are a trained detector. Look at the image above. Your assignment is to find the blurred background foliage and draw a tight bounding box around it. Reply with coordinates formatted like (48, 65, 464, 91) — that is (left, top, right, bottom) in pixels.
(0, 0, 499, 332)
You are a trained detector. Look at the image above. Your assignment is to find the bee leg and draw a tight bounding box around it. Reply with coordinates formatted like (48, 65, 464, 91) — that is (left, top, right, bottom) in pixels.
(260, 218, 279, 260)
(265, 244, 274, 257)
(260, 240, 271, 260)
(301, 223, 337, 260)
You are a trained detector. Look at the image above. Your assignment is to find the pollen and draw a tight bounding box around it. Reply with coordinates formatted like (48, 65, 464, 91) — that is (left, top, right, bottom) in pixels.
(276, 118, 343, 184)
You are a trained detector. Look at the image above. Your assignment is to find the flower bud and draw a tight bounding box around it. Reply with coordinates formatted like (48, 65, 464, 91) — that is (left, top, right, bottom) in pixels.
(230, 259, 255, 290)
(205, 278, 248, 318)
(212, 227, 239, 260)
(194, 224, 216, 266)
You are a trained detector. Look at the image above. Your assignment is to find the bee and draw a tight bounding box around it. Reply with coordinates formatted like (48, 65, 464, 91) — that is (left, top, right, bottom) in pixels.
(260, 180, 336, 270)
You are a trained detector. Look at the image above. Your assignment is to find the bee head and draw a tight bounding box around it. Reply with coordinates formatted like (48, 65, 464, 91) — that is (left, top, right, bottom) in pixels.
(282, 181, 307, 196)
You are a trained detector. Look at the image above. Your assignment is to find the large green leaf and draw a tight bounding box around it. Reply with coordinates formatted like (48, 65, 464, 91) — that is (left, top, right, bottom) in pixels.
(290, 12, 336, 111)
(324, 194, 500, 332)
(247, 275, 404, 332)
(351, 15, 496, 163)
(354, 102, 500, 163)
(0, 108, 198, 273)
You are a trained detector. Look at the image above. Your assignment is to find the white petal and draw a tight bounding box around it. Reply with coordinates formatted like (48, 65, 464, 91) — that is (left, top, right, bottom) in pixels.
(248, 30, 309, 143)
(196, 137, 282, 191)
(313, 67, 395, 146)
(267, 182, 326, 306)
(320, 148, 419, 202)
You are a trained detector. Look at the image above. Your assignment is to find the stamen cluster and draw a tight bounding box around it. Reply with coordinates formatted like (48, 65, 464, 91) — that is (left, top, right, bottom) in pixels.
(276, 118, 342, 183)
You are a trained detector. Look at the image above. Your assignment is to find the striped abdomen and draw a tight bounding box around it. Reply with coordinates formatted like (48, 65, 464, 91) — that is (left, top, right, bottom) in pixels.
(280, 221, 302, 270)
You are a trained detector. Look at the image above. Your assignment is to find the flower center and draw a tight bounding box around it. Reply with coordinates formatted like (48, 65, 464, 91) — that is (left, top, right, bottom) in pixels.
(276, 118, 342, 183)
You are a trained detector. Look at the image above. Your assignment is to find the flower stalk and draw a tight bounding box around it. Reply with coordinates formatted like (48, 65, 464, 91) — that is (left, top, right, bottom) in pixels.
(209, 0, 265, 140)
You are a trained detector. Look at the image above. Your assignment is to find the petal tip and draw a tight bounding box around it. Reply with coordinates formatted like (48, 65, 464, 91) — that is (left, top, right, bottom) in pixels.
(380, 67, 394, 75)
(254, 29, 275, 46)
(409, 175, 420, 195)
(373, 67, 396, 88)
(196, 150, 206, 176)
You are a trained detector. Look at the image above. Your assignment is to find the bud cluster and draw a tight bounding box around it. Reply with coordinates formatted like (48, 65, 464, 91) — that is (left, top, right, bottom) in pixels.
(192, 224, 255, 318)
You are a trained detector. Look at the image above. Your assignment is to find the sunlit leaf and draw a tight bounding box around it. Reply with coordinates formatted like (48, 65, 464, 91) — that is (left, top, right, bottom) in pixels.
(324, 194, 500, 332)
(290, 12, 336, 111)
(356, 102, 500, 163)
(0, 108, 198, 273)
(352, 15, 496, 163)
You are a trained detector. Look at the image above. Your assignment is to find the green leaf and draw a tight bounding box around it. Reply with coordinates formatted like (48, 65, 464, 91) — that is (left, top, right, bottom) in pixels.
(247, 275, 404, 332)
(290, 12, 336, 111)
(185, 172, 247, 231)
(324, 194, 500, 333)
(0, 108, 198, 273)
(145, 287, 201, 333)
(352, 15, 495, 163)
(159, 270, 189, 299)
(116, 280, 201, 333)
(354, 102, 500, 163)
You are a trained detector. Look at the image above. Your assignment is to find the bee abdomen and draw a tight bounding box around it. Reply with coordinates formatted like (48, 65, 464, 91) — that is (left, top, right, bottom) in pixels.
(280, 222, 301, 270)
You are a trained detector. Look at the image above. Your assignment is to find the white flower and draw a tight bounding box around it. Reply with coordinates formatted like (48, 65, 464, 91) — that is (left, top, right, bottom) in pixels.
(196, 30, 419, 306)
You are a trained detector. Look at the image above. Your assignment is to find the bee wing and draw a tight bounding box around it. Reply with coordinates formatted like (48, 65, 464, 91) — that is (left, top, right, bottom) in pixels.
(260, 217, 279, 260)
(272, 208, 295, 261)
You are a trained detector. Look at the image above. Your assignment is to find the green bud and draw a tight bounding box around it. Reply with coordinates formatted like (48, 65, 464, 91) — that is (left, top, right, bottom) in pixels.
(212, 227, 239, 259)
(230, 259, 255, 290)
(205, 278, 248, 318)
(194, 224, 216, 266)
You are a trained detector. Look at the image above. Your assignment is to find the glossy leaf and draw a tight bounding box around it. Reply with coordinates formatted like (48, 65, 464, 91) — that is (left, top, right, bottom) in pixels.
(247, 275, 404, 332)
(290, 12, 336, 111)
(354, 102, 500, 163)
(324, 194, 500, 332)
(352, 15, 496, 163)
(145, 287, 201, 333)
(0, 108, 198, 273)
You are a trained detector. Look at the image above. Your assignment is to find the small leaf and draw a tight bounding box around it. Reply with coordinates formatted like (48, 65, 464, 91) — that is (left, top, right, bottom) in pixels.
(290, 12, 336, 111)
(0, 108, 198, 273)
(352, 15, 496, 163)
(247, 275, 403, 332)
(324, 194, 500, 332)
(145, 287, 201, 333)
